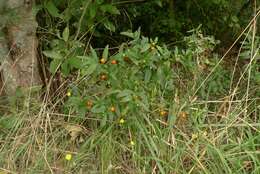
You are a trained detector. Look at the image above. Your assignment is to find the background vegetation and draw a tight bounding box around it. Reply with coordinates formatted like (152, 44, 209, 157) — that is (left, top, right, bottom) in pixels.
(0, 0, 259, 173)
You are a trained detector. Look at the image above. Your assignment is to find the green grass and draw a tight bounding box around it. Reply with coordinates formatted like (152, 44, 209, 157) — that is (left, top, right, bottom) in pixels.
(0, 83, 259, 173)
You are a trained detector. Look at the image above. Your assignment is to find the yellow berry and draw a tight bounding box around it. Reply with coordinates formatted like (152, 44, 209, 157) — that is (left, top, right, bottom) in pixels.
(100, 58, 106, 64)
(192, 133, 198, 140)
(150, 46, 156, 50)
(65, 154, 72, 161)
(66, 91, 71, 97)
(130, 140, 135, 146)
(119, 118, 125, 124)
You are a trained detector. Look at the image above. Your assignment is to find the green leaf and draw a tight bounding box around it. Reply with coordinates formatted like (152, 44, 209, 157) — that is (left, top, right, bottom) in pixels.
(117, 90, 133, 103)
(83, 64, 97, 76)
(61, 59, 71, 76)
(254, 72, 260, 84)
(100, 4, 120, 15)
(105, 89, 121, 96)
(63, 8, 72, 22)
(120, 31, 134, 39)
(154, 0, 163, 7)
(157, 67, 164, 86)
(239, 51, 250, 59)
(103, 20, 115, 32)
(141, 43, 151, 52)
(50, 59, 61, 74)
(0, 115, 19, 130)
(156, 45, 163, 55)
(69, 57, 82, 69)
(62, 27, 69, 42)
(96, 0, 104, 5)
(102, 45, 109, 59)
(61, 60, 70, 76)
(90, 46, 98, 60)
(32, 4, 43, 16)
(120, 95, 132, 103)
(144, 68, 152, 83)
(91, 105, 106, 113)
(43, 50, 62, 59)
(117, 89, 132, 98)
(45, 1, 61, 18)
(121, 28, 141, 40)
(89, 4, 97, 19)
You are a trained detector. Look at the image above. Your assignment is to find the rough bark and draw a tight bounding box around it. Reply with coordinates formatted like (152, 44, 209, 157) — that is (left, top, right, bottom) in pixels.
(0, 0, 42, 95)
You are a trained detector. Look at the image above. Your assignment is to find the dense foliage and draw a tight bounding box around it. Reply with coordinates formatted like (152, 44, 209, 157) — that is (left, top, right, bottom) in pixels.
(38, 0, 255, 46)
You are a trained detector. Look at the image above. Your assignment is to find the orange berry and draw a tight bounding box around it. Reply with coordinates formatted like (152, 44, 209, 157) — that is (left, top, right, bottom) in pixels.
(179, 111, 187, 118)
(86, 100, 93, 108)
(100, 58, 106, 64)
(123, 56, 131, 63)
(110, 106, 116, 112)
(100, 74, 108, 80)
(111, 60, 117, 64)
(160, 110, 168, 117)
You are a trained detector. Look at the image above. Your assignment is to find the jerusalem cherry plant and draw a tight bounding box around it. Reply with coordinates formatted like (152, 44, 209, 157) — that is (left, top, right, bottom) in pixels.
(63, 29, 174, 127)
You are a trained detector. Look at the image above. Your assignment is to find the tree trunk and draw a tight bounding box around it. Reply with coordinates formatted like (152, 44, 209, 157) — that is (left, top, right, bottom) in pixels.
(0, 0, 42, 95)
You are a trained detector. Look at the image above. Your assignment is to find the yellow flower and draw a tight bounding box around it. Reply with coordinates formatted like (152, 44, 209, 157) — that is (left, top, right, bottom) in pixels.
(192, 133, 198, 140)
(66, 91, 71, 97)
(65, 153, 72, 161)
(119, 118, 125, 124)
(130, 140, 135, 146)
